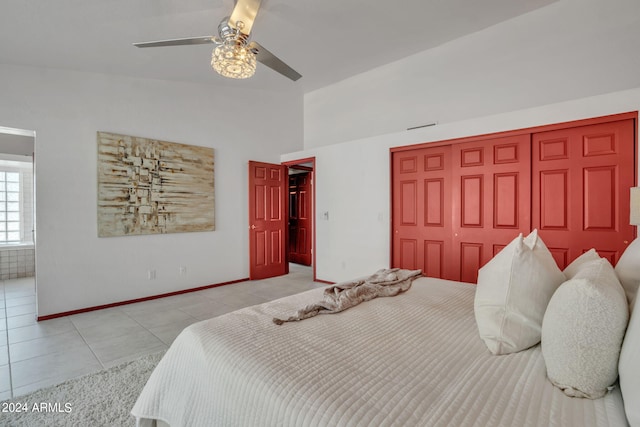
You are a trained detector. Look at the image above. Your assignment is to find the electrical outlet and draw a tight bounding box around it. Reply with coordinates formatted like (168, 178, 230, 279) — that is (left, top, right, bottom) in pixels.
(179, 266, 187, 276)
(147, 269, 156, 280)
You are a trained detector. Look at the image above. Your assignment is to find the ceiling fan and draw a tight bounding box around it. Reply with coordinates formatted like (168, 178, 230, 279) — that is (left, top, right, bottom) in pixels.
(133, 0, 301, 81)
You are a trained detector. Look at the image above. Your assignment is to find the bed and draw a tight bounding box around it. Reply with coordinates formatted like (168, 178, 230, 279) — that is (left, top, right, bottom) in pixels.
(131, 271, 633, 426)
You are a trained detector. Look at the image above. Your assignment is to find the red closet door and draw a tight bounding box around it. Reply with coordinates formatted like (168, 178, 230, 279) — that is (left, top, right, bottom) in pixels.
(392, 145, 454, 279)
(532, 119, 635, 268)
(451, 135, 531, 283)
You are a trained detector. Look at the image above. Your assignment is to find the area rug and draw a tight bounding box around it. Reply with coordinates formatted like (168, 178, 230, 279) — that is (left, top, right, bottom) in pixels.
(0, 351, 164, 427)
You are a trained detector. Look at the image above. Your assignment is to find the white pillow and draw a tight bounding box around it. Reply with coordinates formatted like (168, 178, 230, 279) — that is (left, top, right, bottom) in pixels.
(563, 248, 600, 279)
(619, 291, 640, 425)
(474, 229, 565, 355)
(615, 237, 640, 310)
(542, 258, 628, 399)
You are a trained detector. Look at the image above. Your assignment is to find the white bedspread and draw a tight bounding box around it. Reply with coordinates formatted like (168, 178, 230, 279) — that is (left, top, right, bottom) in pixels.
(132, 277, 628, 427)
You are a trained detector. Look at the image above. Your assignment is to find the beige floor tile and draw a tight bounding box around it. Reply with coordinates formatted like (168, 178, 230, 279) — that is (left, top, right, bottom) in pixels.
(10, 346, 101, 389)
(148, 317, 200, 346)
(248, 283, 312, 300)
(218, 280, 262, 294)
(4, 295, 36, 308)
(9, 330, 88, 363)
(67, 307, 130, 330)
(7, 313, 36, 329)
(76, 320, 147, 346)
(160, 293, 211, 311)
(102, 348, 167, 370)
(127, 308, 198, 330)
(118, 298, 173, 315)
(4, 286, 35, 298)
(6, 304, 35, 318)
(0, 365, 10, 393)
(4, 277, 35, 288)
(197, 283, 250, 299)
(88, 329, 167, 367)
(0, 346, 8, 366)
(216, 292, 269, 310)
(8, 318, 76, 344)
(177, 300, 237, 320)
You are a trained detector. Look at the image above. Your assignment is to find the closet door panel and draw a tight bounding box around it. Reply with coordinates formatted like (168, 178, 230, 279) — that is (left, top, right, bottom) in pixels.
(539, 170, 569, 229)
(399, 180, 418, 226)
(460, 243, 483, 283)
(424, 240, 444, 278)
(392, 146, 453, 278)
(451, 134, 531, 283)
(460, 175, 484, 227)
(399, 238, 418, 270)
(532, 119, 635, 267)
(494, 173, 519, 228)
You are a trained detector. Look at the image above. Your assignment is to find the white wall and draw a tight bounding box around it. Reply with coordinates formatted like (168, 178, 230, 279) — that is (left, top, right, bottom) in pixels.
(304, 0, 640, 149)
(0, 64, 302, 317)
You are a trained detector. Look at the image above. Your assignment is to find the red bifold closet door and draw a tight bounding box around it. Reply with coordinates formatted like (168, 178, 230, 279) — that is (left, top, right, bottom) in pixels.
(451, 135, 531, 283)
(392, 135, 531, 283)
(532, 119, 635, 268)
(392, 114, 636, 283)
(248, 161, 288, 280)
(392, 145, 455, 279)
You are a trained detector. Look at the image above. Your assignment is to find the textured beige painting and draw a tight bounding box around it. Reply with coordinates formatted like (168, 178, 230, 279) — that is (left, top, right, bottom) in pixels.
(97, 132, 214, 237)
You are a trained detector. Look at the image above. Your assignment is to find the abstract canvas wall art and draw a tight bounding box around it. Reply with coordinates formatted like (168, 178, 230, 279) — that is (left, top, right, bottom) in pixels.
(97, 131, 215, 237)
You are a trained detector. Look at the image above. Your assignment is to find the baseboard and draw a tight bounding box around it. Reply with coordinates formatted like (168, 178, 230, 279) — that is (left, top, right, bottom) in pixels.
(37, 278, 250, 321)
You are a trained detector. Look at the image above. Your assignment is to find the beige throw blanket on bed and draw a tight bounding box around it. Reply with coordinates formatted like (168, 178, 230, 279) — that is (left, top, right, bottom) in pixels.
(273, 268, 422, 325)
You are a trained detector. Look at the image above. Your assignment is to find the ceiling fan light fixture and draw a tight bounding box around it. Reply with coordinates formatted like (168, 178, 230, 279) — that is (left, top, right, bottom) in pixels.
(135, 0, 301, 81)
(211, 44, 256, 79)
(211, 17, 257, 81)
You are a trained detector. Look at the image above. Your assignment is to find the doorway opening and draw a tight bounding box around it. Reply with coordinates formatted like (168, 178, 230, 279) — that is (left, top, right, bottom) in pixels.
(0, 125, 36, 314)
(283, 157, 316, 282)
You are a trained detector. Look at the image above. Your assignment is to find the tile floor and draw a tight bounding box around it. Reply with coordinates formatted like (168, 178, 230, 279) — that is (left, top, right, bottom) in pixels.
(0, 264, 322, 400)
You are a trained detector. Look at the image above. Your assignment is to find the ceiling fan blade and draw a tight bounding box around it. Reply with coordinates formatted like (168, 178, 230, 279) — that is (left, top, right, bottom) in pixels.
(229, 0, 262, 35)
(248, 41, 301, 81)
(133, 36, 216, 48)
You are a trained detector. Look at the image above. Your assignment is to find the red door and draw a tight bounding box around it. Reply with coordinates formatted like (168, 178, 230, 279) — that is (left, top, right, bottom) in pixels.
(288, 172, 312, 266)
(248, 161, 288, 280)
(392, 145, 455, 279)
(532, 119, 635, 268)
(451, 134, 531, 283)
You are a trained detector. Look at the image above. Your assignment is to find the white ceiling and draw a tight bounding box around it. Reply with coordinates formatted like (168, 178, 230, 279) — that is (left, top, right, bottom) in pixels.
(0, 0, 557, 93)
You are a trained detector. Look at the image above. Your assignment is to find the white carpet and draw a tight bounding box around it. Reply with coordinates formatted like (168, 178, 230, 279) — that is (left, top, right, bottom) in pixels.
(0, 351, 164, 427)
